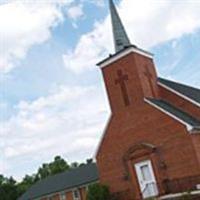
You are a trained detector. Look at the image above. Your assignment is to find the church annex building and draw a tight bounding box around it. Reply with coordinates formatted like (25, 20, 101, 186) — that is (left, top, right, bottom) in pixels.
(19, 0, 200, 200)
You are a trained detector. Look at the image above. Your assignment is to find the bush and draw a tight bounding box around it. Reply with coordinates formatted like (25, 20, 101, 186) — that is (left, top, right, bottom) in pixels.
(179, 192, 192, 200)
(87, 183, 110, 200)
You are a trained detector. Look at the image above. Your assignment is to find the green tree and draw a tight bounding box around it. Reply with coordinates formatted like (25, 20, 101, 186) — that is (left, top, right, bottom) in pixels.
(0, 156, 92, 200)
(17, 174, 37, 197)
(87, 183, 110, 200)
(0, 175, 19, 200)
(49, 156, 70, 175)
(70, 162, 79, 168)
(36, 156, 70, 180)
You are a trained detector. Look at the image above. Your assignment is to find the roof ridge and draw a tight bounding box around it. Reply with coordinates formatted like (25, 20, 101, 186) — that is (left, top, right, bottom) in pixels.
(158, 77, 200, 105)
(158, 77, 200, 91)
(18, 163, 98, 200)
(145, 98, 200, 130)
(159, 99, 200, 124)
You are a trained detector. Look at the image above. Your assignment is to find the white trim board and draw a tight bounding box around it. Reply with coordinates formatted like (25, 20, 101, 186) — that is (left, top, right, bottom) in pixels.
(94, 114, 112, 158)
(144, 98, 193, 132)
(97, 46, 153, 68)
(159, 189, 200, 200)
(158, 82, 200, 108)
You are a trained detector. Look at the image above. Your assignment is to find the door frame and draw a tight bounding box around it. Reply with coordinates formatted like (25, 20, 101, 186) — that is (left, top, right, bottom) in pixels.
(134, 159, 158, 199)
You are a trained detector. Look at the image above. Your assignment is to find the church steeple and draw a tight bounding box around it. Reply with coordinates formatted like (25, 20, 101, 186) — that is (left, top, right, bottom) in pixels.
(109, 0, 131, 52)
(97, 1, 157, 114)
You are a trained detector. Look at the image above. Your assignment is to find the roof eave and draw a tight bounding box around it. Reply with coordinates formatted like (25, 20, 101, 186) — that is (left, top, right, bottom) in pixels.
(97, 45, 154, 68)
(158, 77, 200, 108)
(189, 127, 200, 134)
(144, 98, 200, 134)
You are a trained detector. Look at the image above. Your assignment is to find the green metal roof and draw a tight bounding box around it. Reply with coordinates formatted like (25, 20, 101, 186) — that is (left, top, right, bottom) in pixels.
(147, 98, 200, 128)
(158, 78, 200, 104)
(18, 163, 99, 200)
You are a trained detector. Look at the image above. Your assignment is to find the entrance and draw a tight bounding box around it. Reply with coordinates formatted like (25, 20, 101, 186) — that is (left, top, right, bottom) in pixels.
(135, 160, 158, 199)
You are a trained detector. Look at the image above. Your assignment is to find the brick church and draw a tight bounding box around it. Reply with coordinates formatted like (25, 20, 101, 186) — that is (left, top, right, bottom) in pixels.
(96, 0, 200, 199)
(18, 1, 200, 200)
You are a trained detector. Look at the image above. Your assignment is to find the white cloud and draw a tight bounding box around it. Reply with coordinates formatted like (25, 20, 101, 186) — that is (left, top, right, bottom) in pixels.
(1, 84, 109, 179)
(67, 4, 84, 21)
(63, 0, 200, 73)
(63, 20, 112, 73)
(0, 0, 73, 73)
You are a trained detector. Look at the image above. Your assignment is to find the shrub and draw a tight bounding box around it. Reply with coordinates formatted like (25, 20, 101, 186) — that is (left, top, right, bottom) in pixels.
(179, 192, 192, 200)
(87, 183, 110, 200)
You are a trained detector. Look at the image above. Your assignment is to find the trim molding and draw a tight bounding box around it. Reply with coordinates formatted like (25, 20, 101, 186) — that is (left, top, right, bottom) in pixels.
(158, 82, 200, 108)
(144, 98, 193, 132)
(160, 189, 200, 200)
(98, 46, 153, 68)
(94, 114, 112, 158)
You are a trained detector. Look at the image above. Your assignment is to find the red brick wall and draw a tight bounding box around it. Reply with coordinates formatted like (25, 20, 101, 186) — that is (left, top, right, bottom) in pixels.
(96, 51, 200, 199)
(133, 53, 159, 99)
(191, 134, 200, 169)
(66, 191, 73, 200)
(102, 52, 159, 115)
(52, 194, 60, 200)
(40, 186, 88, 200)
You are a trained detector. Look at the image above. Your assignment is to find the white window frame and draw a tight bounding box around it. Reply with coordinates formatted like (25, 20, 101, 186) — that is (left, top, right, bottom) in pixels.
(72, 189, 80, 200)
(60, 191, 66, 200)
(47, 196, 54, 200)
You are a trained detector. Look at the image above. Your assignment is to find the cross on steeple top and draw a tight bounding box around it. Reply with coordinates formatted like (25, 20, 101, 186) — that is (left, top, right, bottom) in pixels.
(109, 0, 131, 53)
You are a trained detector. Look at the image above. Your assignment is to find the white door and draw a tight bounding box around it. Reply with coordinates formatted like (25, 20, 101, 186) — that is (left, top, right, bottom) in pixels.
(135, 160, 158, 199)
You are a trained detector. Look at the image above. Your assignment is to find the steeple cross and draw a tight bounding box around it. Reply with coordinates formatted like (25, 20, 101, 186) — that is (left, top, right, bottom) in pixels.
(144, 66, 156, 97)
(115, 69, 130, 106)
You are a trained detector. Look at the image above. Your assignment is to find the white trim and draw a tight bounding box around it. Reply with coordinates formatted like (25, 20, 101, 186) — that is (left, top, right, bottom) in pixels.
(144, 98, 193, 132)
(46, 195, 54, 200)
(98, 46, 153, 68)
(159, 189, 200, 200)
(158, 82, 200, 108)
(59, 192, 66, 200)
(72, 188, 80, 200)
(94, 114, 112, 158)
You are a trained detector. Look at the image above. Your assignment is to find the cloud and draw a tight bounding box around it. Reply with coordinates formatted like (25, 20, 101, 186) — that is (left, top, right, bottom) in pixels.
(63, 19, 112, 73)
(0, 0, 73, 73)
(67, 3, 84, 21)
(1, 84, 109, 179)
(63, 0, 200, 73)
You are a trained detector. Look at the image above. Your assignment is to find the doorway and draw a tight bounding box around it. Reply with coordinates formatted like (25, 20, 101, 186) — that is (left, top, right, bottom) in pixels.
(135, 160, 158, 199)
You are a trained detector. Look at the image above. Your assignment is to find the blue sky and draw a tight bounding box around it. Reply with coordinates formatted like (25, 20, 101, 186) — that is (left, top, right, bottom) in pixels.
(0, 0, 200, 180)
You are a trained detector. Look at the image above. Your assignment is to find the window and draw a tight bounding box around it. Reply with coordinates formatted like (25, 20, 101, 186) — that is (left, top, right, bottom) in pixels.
(60, 192, 66, 200)
(47, 196, 53, 200)
(72, 189, 80, 200)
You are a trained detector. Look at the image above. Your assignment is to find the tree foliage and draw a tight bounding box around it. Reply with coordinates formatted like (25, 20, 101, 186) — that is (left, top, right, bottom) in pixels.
(35, 156, 70, 180)
(0, 156, 93, 200)
(87, 183, 110, 200)
(0, 176, 19, 200)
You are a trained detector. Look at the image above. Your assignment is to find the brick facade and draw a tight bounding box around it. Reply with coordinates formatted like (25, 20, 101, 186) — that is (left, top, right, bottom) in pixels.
(96, 50, 200, 200)
(39, 187, 87, 200)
